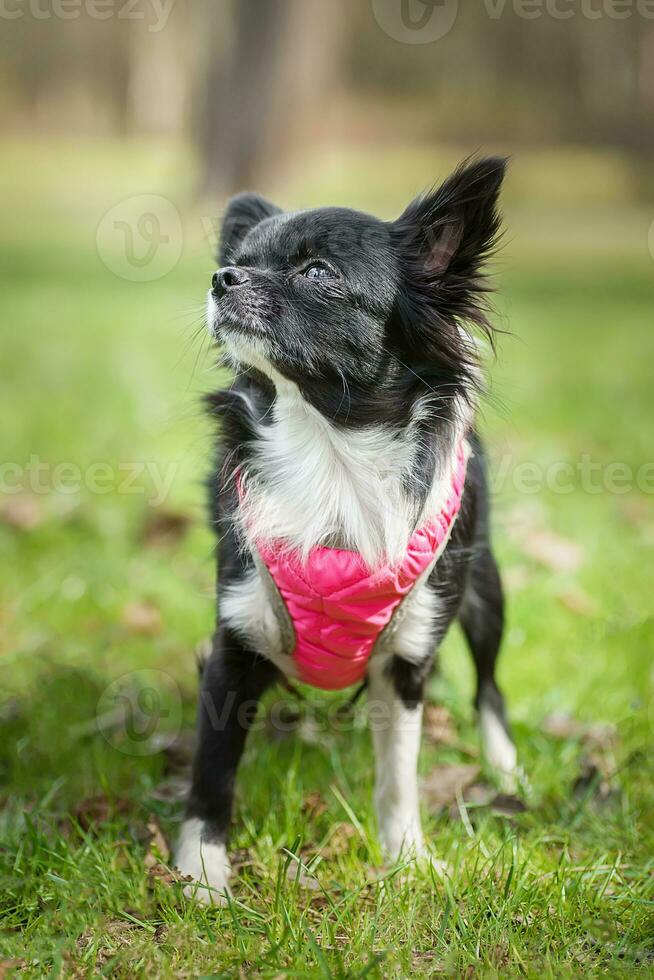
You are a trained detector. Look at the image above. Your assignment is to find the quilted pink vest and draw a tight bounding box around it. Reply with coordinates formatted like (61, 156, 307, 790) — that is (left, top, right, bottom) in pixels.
(238, 444, 468, 691)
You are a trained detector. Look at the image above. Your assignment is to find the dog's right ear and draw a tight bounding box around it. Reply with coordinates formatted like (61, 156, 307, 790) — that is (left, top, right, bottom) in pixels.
(219, 193, 281, 265)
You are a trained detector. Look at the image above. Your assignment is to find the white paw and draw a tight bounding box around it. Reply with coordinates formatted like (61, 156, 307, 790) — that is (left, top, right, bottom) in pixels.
(379, 830, 451, 881)
(379, 819, 425, 862)
(175, 818, 231, 906)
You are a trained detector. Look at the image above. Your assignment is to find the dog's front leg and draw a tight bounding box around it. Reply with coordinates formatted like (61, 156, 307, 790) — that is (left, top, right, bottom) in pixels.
(176, 625, 278, 904)
(367, 657, 426, 860)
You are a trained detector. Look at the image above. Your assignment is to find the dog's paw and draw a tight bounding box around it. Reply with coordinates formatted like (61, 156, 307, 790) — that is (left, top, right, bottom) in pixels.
(175, 818, 231, 906)
(379, 821, 425, 863)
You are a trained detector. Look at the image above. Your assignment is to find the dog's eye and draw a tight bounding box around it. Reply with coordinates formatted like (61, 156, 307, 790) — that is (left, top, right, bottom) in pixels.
(303, 262, 335, 280)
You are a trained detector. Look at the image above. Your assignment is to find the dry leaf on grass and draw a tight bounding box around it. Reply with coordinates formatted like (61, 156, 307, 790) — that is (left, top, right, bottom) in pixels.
(557, 587, 598, 617)
(505, 505, 583, 573)
(543, 713, 617, 750)
(140, 508, 192, 548)
(147, 861, 188, 887)
(422, 704, 478, 757)
(0, 961, 27, 979)
(301, 791, 329, 821)
(489, 793, 528, 817)
(230, 848, 254, 872)
(72, 794, 131, 832)
(423, 704, 457, 745)
(503, 565, 532, 591)
(543, 713, 587, 739)
(0, 494, 45, 531)
(421, 763, 480, 812)
(586, 725, 618, 751)
(544, 713, 620, 805)
(448, 783, 527, 821)
(121, 601, 162, 635)
(456, 782, 496, 808)
(144, 821, 193, 889)
(306, 892, 332, 911)
(0, 493, 78, 532)
(320, 821, 357, 860)
(519, 529, 583, 573)
(422, 703, 479, 759)
(75, 920, 143, 971)
(412, 951, 445, 972)
(572, 757, 620, 806)
(144, 817, 170, 869)
(105, 920, 141, 943)
(617, 496, 654, 532)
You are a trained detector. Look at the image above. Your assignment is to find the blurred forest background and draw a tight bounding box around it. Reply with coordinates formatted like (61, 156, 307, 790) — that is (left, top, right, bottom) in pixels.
(2, 0, 654, 193)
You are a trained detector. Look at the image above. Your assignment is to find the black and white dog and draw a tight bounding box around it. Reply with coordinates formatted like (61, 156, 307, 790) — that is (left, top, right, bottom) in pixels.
(176, 157, 516, 903)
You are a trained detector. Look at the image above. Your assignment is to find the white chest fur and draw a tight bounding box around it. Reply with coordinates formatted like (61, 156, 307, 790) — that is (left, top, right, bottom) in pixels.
(219, 374, 469, 674)
(235, 378, 466, 566)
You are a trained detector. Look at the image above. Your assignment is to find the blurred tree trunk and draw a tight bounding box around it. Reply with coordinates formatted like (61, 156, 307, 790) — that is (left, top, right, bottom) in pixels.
(198, 0, 345, 198)
(126, 1, 190, 136)
(640, 25, 654, 118)
(199, 0, 288, 197)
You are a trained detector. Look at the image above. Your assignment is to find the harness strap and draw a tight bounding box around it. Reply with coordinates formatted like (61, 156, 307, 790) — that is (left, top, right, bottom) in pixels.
(234, 441, 469, 689)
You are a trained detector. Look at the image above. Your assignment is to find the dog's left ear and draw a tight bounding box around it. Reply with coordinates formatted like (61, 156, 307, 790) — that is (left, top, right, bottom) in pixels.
(219, 192, 282, 265)
(394, 156, 506, 288)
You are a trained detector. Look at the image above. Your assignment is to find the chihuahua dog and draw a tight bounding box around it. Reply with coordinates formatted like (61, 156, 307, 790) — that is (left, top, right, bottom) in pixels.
(176, 157, 516, 903)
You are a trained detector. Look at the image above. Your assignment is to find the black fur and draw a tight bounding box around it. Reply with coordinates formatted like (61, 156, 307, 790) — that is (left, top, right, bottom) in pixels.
(186, 626, 278, 843)
(184, 157, 511, 862)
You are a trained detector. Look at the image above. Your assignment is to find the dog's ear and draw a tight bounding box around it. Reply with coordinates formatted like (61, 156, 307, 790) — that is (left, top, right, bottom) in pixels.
(393, 157, 506, 326)
(219, 192, 282, 265)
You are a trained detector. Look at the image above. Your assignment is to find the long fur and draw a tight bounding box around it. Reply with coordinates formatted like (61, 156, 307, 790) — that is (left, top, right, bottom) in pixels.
(176, 158, 517, 902)
(235, 374, 469, 567)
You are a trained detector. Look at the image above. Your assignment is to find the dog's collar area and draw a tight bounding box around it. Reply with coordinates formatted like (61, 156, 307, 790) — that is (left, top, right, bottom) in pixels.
(234, 442, 468, 690)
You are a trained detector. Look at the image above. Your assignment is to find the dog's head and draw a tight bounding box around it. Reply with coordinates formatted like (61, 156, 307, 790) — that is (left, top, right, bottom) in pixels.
(208, 156, 506, 428)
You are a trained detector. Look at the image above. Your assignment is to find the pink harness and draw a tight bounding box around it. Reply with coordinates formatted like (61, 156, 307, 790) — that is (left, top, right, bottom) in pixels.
(238, 445, 468, 691)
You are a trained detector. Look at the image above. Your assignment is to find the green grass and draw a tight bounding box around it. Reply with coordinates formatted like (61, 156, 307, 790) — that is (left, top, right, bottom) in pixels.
(1, 139, 653, 977)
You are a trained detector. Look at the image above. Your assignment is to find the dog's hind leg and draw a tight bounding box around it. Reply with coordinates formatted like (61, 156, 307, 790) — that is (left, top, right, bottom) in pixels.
(459, 547, 517, 788)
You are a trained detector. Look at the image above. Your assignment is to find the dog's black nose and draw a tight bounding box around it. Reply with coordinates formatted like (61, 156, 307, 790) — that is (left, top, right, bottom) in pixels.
(212, 266, 250, 298)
